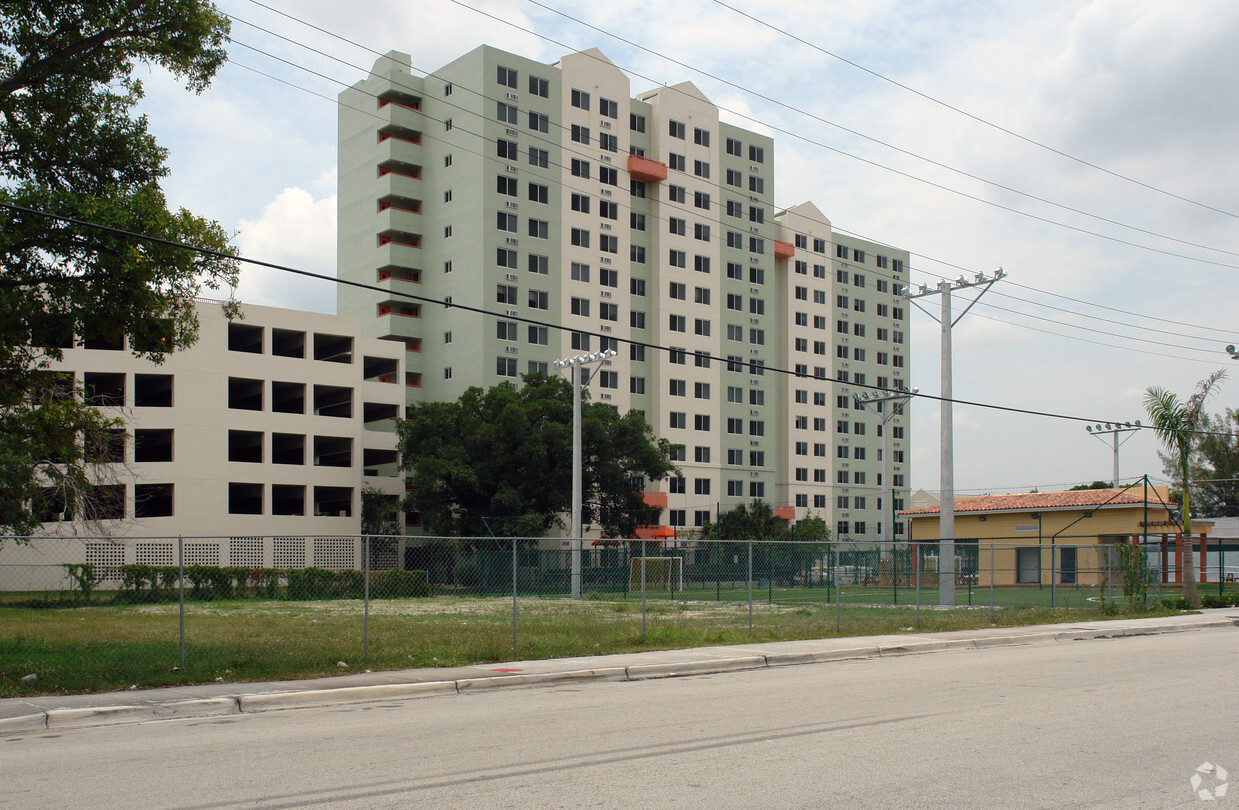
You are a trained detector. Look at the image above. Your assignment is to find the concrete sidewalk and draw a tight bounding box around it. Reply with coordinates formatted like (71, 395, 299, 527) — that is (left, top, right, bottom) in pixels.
(3, 610, 1235, 736)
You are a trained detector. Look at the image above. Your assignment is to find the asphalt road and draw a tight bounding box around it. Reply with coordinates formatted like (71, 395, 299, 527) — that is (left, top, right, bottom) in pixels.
(5, 629, 1237, 809)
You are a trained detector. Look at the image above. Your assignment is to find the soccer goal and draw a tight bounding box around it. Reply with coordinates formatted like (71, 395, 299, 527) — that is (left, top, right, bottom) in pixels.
(629, 556, 684, 593)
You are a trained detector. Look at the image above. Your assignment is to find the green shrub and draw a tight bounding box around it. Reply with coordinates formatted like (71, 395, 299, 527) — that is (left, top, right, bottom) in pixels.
(287, 567, 332, 600)
(116, 564, 166, 603)
(185, 565, 213, 599)
(454, 555, 479, 587)
(257, 568, 284, 598)
(63, 563, 105, 599)
(372, 569, 430, 598)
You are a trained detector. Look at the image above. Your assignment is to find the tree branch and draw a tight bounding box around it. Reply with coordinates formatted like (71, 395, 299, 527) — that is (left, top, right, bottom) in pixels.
(0, 17, 173, 100)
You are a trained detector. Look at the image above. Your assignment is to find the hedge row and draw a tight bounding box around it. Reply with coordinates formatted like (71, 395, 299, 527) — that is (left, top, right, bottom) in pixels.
(63, 563, 430, 602)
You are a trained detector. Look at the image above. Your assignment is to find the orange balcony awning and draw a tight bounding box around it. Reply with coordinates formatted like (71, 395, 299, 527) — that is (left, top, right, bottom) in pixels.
(634, 525, 676, 539)
(640, 490, 668, 509)
(773, 239, 795, 259)
(775, 505, 796, 521)
(627, 154, 667, 183)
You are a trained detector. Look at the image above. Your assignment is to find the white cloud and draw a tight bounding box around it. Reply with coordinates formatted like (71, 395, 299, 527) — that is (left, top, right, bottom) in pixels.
(234, 187, 338, 313)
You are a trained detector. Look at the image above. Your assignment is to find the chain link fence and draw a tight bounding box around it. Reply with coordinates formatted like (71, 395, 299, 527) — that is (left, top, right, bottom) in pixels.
(2, 533, 1234, 696)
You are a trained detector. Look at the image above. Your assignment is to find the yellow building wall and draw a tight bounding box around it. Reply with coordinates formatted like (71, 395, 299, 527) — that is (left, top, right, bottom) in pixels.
(906, 500, 1176, 587)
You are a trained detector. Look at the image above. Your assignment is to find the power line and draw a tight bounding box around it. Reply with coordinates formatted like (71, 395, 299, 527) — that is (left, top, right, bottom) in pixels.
(222, 19, 1234, 362)
(705, 0, 1239, 222)
(445, 0, 1239, 271)
(520, 0, 1239, 261)
(7, 198, 1234, 443)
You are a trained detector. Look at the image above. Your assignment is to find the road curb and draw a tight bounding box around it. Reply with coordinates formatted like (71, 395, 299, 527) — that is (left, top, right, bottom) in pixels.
(878, 640, 957, 656)
(764, 646, 882, 666)
(625, 655, 767, 680)
(45, 697, 239, 730)
(456, 667, 628, 692)
(240, 681, 458, 711)
(0, 712, 46, 734)
(3, 616, 1232, 735)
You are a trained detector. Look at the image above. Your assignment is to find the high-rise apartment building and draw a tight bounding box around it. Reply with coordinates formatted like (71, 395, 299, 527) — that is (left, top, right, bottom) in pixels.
(338, 45, 910, 542)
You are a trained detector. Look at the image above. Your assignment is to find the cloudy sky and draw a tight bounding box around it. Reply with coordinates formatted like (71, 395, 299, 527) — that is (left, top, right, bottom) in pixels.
(136, 0, 1239, 497)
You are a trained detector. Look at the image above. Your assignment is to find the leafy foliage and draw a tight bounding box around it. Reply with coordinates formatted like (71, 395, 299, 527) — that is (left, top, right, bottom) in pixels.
(698, 502, 832, 585)
(361, 485, 402, 536)
(397, 374, 677, 540)
(0, 1, 238, 534)
(1181, 409, 1239, 518)
(1143, 369, 1226, 607)
(1113, 541, 1153, 612)
(1069, 480, 1114, 491)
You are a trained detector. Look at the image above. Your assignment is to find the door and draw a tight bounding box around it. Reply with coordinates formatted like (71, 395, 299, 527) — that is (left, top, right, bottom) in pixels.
(1017, 547, 1041, 584)
(1059, 547, 1078, 584)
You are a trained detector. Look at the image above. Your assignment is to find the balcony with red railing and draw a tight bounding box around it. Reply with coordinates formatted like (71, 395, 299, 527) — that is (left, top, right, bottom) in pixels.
(376, 265, 421, 285)
(378, 302, 421, 318)
(378, 125, 421, 145)
(377, 231, 420, 249)
(627, 154, 668, 183)
(773, 239, 795, 260)
(639, 491, 668, 509)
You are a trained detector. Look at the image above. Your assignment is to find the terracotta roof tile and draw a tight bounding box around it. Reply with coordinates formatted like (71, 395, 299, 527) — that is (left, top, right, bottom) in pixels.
(899, 488, 1163, 516)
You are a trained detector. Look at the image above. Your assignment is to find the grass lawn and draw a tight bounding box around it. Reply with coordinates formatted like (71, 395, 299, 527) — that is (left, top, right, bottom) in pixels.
(0, 593, 1181, 698)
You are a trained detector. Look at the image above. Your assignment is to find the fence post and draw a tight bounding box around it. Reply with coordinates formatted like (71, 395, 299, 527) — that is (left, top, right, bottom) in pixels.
(834, 543, 841, 633)
(747, 540, 753, 636)
(1051, 540, 1056, 610)
(363, 534, 370, 659)
(512, 536, 517, 651)
(1221, 545, 1225, 600)
(641, 537, 647, 642)
(915, 542, 921, 628)
(893, 544, 898, 606)
(1104, 544, 1110, 609)
(178, 534, 185, 669)
(989, 542, 995, 622)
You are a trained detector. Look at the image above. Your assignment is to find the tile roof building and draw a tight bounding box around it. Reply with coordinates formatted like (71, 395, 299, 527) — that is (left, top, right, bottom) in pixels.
(900, 487, 1216, 587)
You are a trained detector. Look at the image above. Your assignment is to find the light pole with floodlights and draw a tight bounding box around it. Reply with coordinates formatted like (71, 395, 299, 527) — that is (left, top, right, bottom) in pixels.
(553, 349, 616, 598)
(1084, 421, 1141, 487)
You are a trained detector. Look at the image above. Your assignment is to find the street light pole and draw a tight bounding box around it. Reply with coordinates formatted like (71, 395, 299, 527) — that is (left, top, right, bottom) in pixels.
(1084, 421, 1141, 487)
(553, 349, 617, 598)
(853, 387, 917, 560)
(904, 268, 1006, 605)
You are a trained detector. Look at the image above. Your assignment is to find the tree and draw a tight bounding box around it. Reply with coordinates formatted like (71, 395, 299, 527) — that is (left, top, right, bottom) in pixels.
(1069, 480, 1114, 491)
(397, 374, 676, 541)
(0, 2, 238, 535)
(1186, 409, 1239, 518)
(1143, 370, 1226, 608)
(698, 502, 831, 585)
(360, 485, 401, 536)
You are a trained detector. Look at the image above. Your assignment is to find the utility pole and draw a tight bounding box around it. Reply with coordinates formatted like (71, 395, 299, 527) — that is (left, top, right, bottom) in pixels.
(904, 267, 1006, 605)
(553, 349, 617, 598)
(853, 387, 917, 559)
(1084, 421, 1141, 486)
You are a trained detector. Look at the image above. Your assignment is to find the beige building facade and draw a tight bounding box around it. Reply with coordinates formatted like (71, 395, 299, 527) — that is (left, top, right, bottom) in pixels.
(9, 302, 406, 585)
(337, 45, 912, 541)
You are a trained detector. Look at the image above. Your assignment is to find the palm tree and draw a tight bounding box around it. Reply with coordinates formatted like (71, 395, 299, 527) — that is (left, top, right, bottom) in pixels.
(1143, 370, 1227, 608)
